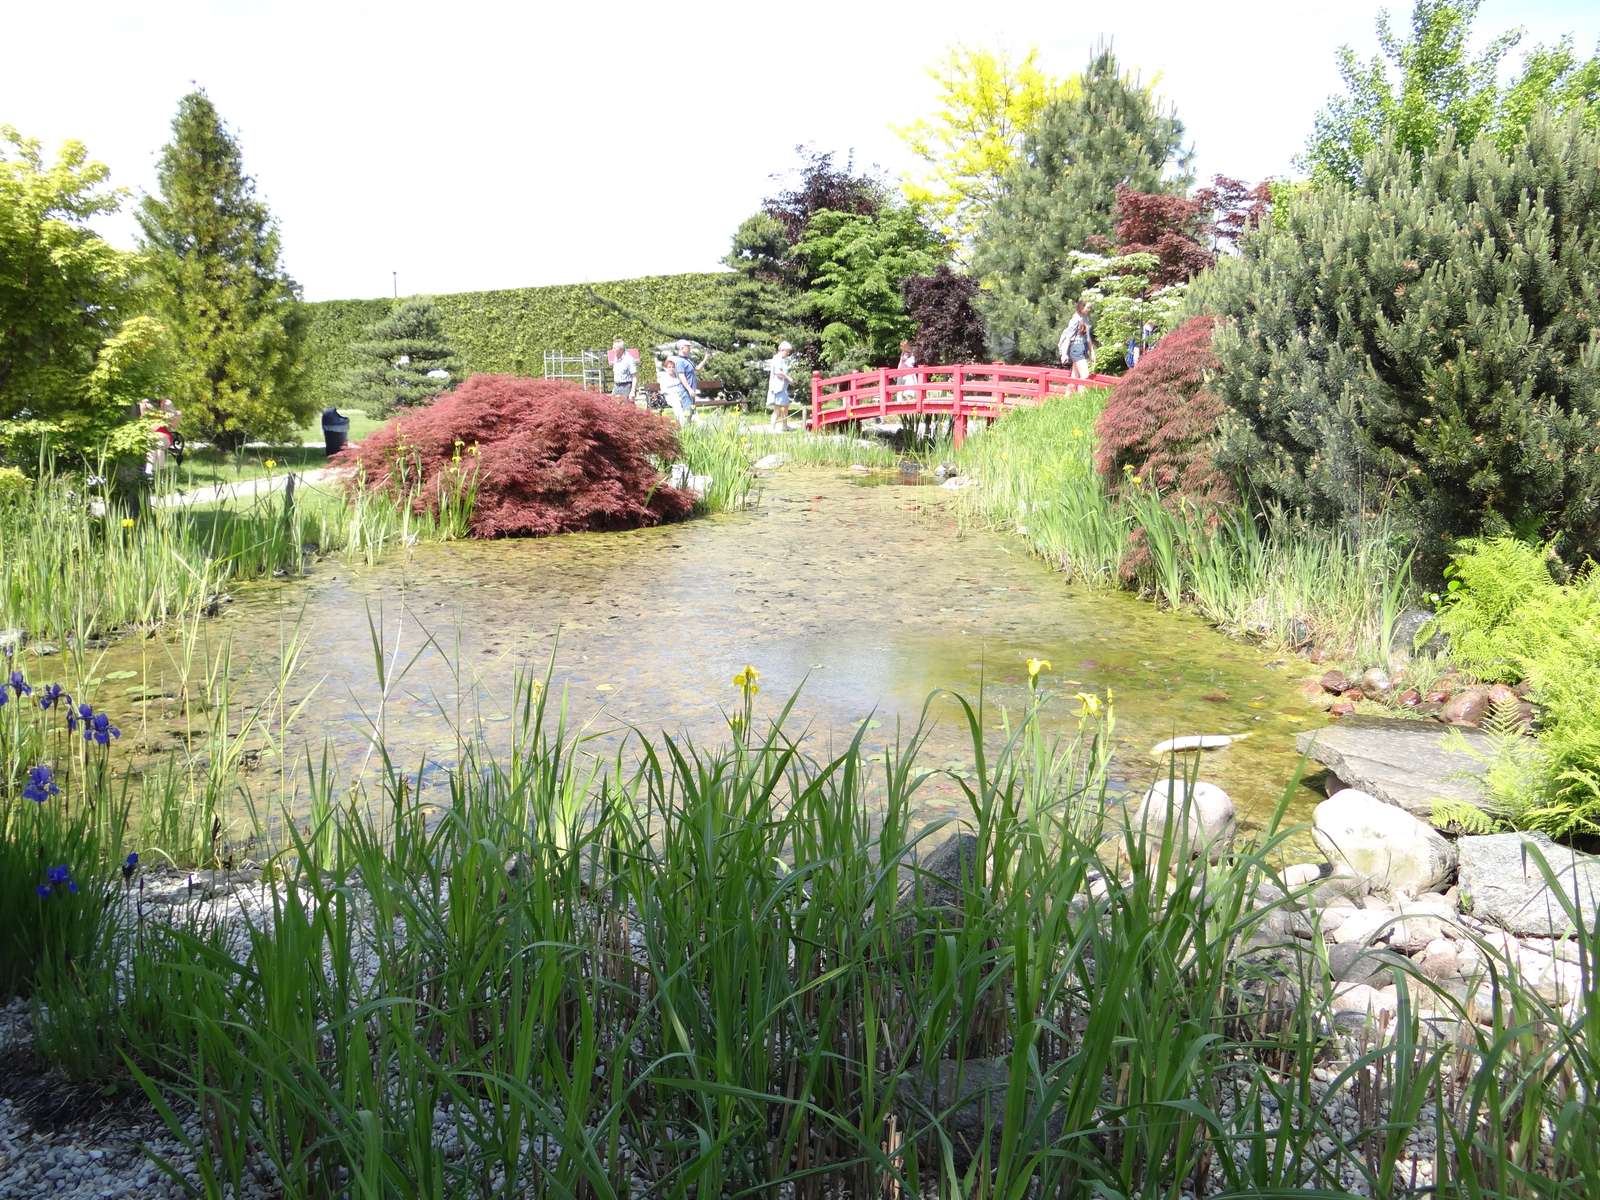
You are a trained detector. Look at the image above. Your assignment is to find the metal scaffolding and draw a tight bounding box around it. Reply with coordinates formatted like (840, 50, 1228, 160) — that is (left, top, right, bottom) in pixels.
(542, 349, 606, 392)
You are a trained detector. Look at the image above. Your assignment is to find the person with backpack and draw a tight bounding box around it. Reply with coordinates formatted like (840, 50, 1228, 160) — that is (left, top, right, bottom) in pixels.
(1058, 299, 1095, 380)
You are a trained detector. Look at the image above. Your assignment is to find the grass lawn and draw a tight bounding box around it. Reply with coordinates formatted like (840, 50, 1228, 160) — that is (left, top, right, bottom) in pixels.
(293, 407, 387, 444)
(171, 445, 333, 490)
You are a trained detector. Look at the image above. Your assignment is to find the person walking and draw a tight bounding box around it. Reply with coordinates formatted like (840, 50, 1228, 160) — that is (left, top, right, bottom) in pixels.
(766, 341, 794, 432)
(609, 337, 638, 399)
(1058, 299, 1095, 380)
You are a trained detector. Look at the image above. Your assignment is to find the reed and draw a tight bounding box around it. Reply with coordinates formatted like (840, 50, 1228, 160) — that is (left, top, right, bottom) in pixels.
(956, 392, 1419, 661)
(5, 642, 1595, 1197)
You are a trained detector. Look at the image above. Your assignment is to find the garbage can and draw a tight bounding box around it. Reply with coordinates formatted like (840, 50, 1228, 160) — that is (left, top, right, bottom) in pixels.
(321, 407, 350, 457)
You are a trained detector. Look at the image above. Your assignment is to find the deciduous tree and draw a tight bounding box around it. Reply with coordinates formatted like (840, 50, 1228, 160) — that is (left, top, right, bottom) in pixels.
(0, 126, 164, 466)
(1303, 0, 1600, 185)
(894, 46, 1073, 253)
(901, 267, 988, 364)
(793, 205, 944, 370)
(138, 91, 310, 450)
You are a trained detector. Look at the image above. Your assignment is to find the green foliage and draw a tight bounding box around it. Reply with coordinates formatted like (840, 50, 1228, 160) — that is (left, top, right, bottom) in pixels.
(894, 45, 1075, 252)
(1304, 0, 1600, 185)
(340, 298, 459, 418)
(974, 48, 1191, 361)
(793, 204, 944, 370)
(1197, 115, 1600, 573)
(1436, 537, 1600, 839)
(0, 126, 160, 467)
(1066, 250, 1187, 374)
(691, 213, 806, 399)
(1436, 537, 1560, 681)
(300, 272, 718, 405)
(0, 466, 26, 506)
(137, 92, 310, 450)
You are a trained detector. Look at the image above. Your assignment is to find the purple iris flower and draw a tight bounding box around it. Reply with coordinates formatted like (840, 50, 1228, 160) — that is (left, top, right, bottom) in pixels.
(38, 683, 67, 711)
(22, 765, 59, 804)
(9, 670, 31, 698)
(87, 712, 120, 746)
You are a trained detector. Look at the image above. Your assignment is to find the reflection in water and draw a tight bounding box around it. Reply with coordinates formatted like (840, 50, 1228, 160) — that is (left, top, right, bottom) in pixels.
(101, 469, 1326, 843)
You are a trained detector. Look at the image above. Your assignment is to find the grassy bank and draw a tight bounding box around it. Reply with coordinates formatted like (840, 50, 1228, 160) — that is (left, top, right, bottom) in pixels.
(0, 466, 474, 649)
(2, 651, 1596, 1196)
(955, 392, 1416, 664)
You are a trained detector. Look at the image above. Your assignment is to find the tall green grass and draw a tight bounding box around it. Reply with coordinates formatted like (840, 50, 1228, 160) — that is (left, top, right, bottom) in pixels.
(0, 464, 472, 648)
(8, 654, 1599, 1197)
(957, 392, 1416, 662)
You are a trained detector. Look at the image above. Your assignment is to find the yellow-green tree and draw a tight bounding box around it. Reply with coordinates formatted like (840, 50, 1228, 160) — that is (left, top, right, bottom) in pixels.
(894, 46, 1075, 253)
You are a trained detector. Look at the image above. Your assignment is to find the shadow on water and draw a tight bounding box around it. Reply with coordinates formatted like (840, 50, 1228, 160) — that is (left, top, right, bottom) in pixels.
(95, 468, 1328, 851)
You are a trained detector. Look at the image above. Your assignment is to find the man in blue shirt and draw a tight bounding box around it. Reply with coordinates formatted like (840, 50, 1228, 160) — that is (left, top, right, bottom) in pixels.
(670, 340, 708, 395)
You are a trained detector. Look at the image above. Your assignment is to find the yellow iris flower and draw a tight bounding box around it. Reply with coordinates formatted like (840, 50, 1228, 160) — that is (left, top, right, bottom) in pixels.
(1026, 657, 1051, 680)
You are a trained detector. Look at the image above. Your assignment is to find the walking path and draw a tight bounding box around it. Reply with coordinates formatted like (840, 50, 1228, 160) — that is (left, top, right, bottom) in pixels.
(155, 466, 341, 509)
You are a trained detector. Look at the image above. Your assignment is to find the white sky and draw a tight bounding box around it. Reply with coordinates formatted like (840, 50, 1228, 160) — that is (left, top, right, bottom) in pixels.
(5, 0, 1596, 301)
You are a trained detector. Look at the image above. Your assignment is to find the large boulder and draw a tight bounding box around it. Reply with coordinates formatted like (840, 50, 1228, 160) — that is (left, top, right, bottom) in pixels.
(1296, 716, 1491, 819)
(1312, 789, 1456, 895)
(1129, 779, 1236, 855)
(1457, 832, 1600, 938)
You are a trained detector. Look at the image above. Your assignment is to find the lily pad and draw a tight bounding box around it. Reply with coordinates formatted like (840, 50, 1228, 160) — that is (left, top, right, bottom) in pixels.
(105, 670, 138, 682)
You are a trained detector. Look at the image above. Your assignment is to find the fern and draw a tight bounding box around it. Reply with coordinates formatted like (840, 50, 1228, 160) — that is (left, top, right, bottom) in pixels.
(1431, 798, 1504, 835)
(1435, 537, 1558, 681)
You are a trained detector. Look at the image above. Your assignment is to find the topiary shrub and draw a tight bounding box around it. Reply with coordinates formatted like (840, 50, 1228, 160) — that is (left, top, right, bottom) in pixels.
(341, 375, 696, 537)
(1093, 316, 1232, 504)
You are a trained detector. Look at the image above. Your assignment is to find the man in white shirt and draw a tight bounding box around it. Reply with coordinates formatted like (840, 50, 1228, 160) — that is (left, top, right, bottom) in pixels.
(767, 341, 794, 431)
(609, 337, 638, 399)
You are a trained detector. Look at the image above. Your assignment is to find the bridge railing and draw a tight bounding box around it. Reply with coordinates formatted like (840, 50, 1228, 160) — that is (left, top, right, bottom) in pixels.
(808, 363, 1116, 441)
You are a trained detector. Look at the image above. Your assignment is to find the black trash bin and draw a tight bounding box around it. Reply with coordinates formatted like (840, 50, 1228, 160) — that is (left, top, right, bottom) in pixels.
(321, 407, 351, 457)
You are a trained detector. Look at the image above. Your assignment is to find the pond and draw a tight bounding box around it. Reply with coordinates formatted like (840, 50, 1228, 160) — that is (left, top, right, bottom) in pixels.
(99, 468, 1327, 846)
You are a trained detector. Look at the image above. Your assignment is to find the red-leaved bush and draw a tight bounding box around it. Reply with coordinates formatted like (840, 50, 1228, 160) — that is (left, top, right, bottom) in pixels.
(339, 375, 696, 537)
(1093, 317, 1233, 505)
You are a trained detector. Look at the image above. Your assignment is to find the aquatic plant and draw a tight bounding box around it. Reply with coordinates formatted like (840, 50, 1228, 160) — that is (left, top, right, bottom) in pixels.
(8, 657, 1600, 1197)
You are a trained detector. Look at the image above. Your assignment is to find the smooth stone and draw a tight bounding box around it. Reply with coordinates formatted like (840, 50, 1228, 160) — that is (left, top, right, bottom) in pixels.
(1296, 716, 1492, 819)
(1281, 862, 1328, 889)
(906, 832, 980, 912)
(1130, 779, 1236, 854)
(1457, 831, 1600, 938)
(1441, 686, 1491, 727)
(753, 454, 785, 469)
(1331, 907, 1395, 946)
(1313, 788, 1457, 895)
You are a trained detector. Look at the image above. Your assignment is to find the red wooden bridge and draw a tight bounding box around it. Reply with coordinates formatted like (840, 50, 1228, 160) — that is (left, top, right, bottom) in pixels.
(809, 363, 1117, 447)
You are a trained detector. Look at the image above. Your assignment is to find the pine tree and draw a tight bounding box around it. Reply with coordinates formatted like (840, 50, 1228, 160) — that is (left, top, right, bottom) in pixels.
(973, 48, 1192, 362)
(692, 213, 806, 399)
(1194, 113, 1600, 572)
(138, 91, 309, 450)
(343, 298, 459, 417)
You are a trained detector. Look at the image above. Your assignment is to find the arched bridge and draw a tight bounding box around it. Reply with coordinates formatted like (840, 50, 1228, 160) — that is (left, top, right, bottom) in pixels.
(809, 363, 1118, 447)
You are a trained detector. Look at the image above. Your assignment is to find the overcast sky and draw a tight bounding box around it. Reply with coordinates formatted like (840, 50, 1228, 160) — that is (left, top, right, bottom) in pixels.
(5, 0, 1596, 301)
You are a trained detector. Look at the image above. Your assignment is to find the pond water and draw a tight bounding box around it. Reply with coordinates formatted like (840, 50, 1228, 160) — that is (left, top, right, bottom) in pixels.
(100, 468, 1326, 844)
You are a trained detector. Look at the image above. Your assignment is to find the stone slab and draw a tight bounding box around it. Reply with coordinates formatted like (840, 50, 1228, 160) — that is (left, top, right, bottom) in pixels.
(1296, 715, 1491, 820)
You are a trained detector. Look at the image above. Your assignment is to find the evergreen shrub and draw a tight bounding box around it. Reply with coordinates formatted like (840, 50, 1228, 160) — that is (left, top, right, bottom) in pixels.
(342, 375, 696, 538)
(1197, 115, 1600, 571)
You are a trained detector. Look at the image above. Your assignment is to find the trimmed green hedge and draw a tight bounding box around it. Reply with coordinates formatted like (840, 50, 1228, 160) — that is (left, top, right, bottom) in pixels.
(302, 273, 722, 405)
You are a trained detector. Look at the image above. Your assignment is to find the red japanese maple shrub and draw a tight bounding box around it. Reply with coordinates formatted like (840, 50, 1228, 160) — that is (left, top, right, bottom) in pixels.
(340, 374, 696, 537)
(1093, 317, 1232, 506)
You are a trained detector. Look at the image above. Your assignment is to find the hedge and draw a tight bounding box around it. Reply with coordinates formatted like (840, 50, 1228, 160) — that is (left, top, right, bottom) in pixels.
(301, 273, 723, 406)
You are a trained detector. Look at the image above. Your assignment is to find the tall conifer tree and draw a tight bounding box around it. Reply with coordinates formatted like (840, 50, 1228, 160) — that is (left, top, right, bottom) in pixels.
(973, 48, 1190, 361)
(138, 91, 309, 449)
(693, 213, 806, 399)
